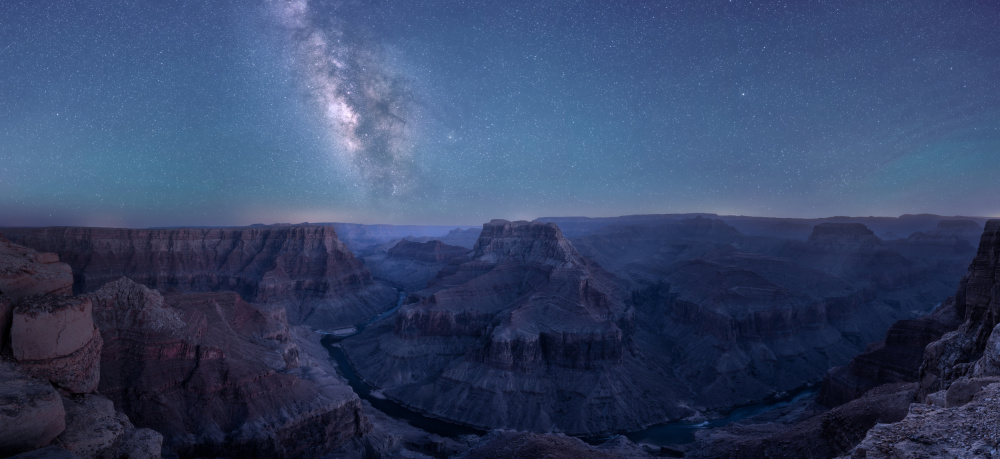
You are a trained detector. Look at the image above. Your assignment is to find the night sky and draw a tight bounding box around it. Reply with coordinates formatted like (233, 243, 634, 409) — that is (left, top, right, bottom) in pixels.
(2, 1, 999, 227)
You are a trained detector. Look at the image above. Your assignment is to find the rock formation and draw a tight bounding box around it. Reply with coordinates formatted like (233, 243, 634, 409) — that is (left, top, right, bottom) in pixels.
(87, 277, 370, 456)
(344, 220, 683, 435)
(695, 219, 1000, 456)
(3, 225, 396, 329)
(364, 239, 470, 291)
(10, 295, 102, 394)
(0, 234, 72, 301)
(0, 363, 66, 457)
(0, 237, 161, 458)
(840, 220, 1000, 457)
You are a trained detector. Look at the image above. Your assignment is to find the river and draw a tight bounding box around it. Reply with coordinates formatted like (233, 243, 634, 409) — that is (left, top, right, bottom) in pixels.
(320, 291, 818, 447)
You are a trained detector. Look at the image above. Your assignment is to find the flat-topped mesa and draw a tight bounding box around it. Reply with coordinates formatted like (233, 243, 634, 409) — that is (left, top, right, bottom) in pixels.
(387, 239, 469, 263)
(808, 222, 882, 247)
(3, 225, 396, 329)
(472, 220, 583, 266)
(932, 219, 982, 235)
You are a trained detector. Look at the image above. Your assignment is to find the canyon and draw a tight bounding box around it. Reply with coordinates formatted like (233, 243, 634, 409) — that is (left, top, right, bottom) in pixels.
(1, 213, 995, 457)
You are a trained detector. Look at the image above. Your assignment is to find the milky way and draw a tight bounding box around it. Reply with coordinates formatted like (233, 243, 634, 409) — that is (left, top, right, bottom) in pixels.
(269, 0, 417, 198)
(1, 1, 999, 227)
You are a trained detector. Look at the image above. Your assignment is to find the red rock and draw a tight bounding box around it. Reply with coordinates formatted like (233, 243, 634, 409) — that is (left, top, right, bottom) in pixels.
(3, 225, 396, 329)
(0, 235, 72, 301)
(0, 363, 66, 456)
(11, 296, 95, 361)
(88, 277, 369, 456)
(11, 295, 102, 394)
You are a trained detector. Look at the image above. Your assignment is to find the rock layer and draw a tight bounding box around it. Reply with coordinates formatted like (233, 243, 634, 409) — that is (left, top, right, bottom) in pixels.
(11, 295, 102, 394)
(3, 225, 396, 329)
(0, 234, 72, 302)
(88, 277, 369, 456)
(345, 220, 686, 435)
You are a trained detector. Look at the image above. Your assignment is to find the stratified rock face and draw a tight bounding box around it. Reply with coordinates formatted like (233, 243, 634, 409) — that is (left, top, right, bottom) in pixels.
(11, 295, 102, 394)
(0, 235, 72, 301)
(0, 363, 66, 457)
(344, 220, 675, 435)
(4, 225, 396, 329)
(819, 299, 964, 407)
(88, 277, 368, 456)
(917, 220, 1000, 396)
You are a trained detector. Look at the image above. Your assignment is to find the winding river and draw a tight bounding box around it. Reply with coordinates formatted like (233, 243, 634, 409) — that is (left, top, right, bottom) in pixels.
(321, 291, 818, 447)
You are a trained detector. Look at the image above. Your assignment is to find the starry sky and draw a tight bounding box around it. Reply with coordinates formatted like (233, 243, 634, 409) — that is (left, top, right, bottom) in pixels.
(2, 0, 999, 227)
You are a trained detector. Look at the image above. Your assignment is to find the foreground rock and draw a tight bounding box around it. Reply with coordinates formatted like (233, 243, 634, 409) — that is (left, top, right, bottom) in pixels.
(57, 394, 162, 459)
(88, 277, 369, 456)
(0, 234, 72, 301)
(0, 363, 66, 457)
(11, 295, 102, 394)
(846, 382, 1000, 458)
(4, 225, 396, 329)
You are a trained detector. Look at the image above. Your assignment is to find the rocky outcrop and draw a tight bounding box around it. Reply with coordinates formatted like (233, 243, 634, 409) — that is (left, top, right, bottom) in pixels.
(88, 277, 369, 456)
(3, 225, 396, 329)
(10, 295, 102, 394)
(57, 394, 162, 459)
(0, 235, 72, 301)
(690, 383, 917, 458)
(846, 382, 1000, 458)
(0, 363, 66, 457)
(916, 220, 1000, 397)
(819, 299, 963, 407)
(344, 220, 673, 435)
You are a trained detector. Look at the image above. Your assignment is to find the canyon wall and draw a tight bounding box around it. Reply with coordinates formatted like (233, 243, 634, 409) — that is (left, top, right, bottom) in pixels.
(3, 225, 397, 329)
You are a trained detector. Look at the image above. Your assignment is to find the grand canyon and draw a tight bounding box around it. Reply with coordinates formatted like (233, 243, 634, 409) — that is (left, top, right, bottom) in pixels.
(5, 1, 999, 457)
(3, 213, 999, 457)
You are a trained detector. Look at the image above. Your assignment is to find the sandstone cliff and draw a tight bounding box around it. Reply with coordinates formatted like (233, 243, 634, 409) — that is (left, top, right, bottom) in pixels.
(839, 221, 1000, 456)
(0, 237, 162, 458)
(3, 225, 396, 329)
(87, 277, 370, 457)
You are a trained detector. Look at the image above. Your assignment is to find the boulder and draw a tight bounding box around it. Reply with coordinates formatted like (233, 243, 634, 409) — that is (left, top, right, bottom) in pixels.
(0, 363, 66, 456)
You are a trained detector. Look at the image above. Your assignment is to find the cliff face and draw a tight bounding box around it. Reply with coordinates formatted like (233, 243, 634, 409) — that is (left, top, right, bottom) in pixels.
(88, 277, 369, 457)
(3, 226, 396, 329)
(343, 220, 674, 435)
(838, 220, 1000, 457)
(916, 220, 1000, 395)
(0, 238, 162, 458)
